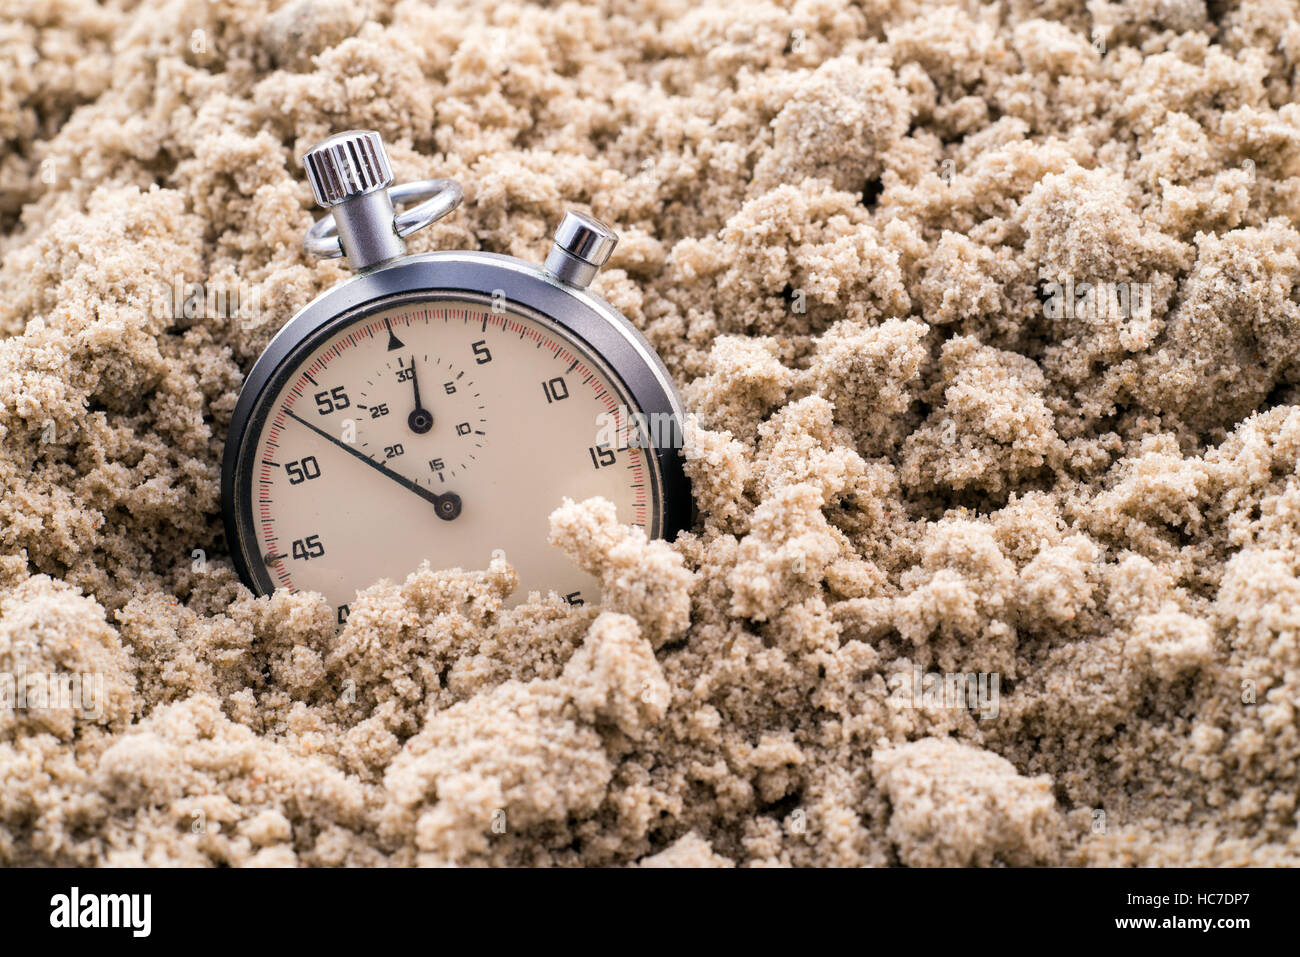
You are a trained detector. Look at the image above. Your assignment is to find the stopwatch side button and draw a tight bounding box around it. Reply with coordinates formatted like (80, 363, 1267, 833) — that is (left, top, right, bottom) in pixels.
(544, 211, 618, 290)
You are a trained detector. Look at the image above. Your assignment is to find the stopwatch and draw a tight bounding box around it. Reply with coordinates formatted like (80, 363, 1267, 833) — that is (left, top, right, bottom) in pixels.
(221, 130, 690, 622)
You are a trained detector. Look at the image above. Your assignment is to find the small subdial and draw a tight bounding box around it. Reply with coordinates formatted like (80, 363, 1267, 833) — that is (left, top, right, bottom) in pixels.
(355, 352, 487, 486)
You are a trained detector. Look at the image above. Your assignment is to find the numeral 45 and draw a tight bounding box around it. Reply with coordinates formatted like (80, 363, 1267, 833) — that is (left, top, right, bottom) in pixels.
(292, 535, 325, 561)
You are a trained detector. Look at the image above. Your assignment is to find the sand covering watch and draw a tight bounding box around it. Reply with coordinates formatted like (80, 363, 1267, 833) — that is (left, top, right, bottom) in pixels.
(221, 130, 690, 622)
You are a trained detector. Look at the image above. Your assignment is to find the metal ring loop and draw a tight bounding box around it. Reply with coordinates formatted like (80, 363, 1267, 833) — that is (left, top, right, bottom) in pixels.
(304, 179, 464, 260)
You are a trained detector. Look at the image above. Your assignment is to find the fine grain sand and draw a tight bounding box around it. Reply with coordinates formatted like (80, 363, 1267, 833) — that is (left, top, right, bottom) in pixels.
(2, 0, 1299, 866)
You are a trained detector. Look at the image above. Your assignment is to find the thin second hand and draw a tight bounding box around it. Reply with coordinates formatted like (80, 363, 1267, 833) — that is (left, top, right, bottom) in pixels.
(282, 407, 461, 519)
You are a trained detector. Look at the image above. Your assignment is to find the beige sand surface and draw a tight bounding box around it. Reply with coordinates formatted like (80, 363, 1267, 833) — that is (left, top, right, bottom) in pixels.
(1, 0, 1299, 866)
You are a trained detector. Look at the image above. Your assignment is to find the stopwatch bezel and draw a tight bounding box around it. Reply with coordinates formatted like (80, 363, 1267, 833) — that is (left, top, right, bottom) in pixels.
(221, 250, 692, 599)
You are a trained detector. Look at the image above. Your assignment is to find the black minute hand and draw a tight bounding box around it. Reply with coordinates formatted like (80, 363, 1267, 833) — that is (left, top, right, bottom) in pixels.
(407, 356, 432, 435)
(284, 408, 461, 520)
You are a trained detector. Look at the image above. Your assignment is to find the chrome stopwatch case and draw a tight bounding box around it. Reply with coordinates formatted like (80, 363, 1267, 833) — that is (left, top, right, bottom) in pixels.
(221, 131, 690, 621)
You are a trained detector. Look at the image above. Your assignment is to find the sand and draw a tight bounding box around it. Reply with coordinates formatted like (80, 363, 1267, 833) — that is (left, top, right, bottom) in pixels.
(1, 0, 1299, 866)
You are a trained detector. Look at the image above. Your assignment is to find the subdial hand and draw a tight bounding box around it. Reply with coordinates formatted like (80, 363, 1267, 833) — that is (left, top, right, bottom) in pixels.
(284, 408, 461, 520)
(406, 356, 432, 435)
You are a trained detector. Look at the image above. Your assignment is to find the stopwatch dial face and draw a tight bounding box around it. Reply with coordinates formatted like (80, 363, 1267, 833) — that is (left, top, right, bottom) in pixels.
(235, 297, 662, 619)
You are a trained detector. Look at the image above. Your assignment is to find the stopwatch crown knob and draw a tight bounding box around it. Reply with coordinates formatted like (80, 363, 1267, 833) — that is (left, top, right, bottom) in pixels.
(303, 130, 394, 207)
(300, 131, 462, 272)
(545, 211, 618, 290)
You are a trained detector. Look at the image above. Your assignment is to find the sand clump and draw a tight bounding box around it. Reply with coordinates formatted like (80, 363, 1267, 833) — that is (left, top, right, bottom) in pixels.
(1, 0, 1300, 865)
